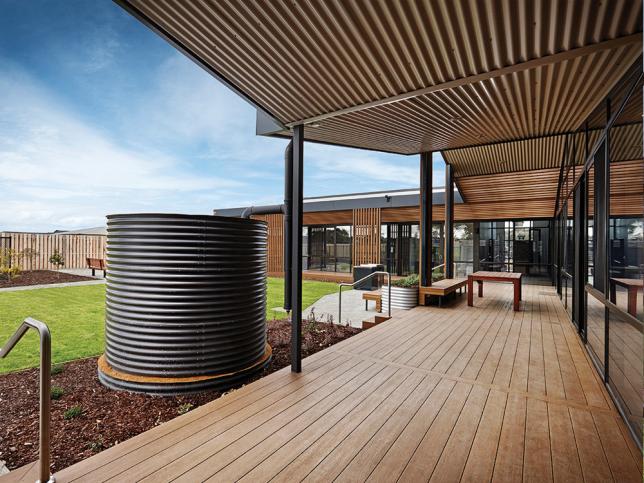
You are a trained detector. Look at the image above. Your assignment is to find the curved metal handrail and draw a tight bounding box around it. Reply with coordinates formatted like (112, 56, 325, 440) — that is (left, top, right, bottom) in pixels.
(0, 318, 55, 483)
(338, 271, 391, 325)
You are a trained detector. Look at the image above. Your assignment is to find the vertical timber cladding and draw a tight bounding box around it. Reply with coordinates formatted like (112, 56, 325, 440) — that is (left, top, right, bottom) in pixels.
(252, 214, 284, 275)
(352, 208, 381, 267)
(0, 232, 107, 270)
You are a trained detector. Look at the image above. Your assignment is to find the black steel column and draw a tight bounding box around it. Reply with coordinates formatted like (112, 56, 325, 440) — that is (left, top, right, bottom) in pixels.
(573, 173, 587, 338)
(420, 152, 433, 286)
(290, 125, 304, 373)
(473, 222, 480, 272)
(593, 118, 609, 295)
(283, 141, 293, 312)
(445, 163, 455, 279)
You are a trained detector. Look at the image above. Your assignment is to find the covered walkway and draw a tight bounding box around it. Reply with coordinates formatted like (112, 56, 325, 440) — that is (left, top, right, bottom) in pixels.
(6, 283, 639, 482)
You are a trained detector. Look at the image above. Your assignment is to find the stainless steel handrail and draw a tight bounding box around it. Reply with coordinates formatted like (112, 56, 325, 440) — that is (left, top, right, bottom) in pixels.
(338, 271, 391, 325)
(0, 318, 54, 483)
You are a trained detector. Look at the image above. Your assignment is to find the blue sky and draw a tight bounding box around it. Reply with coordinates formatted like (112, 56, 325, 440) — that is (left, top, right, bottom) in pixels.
(0, 0, 445, 232)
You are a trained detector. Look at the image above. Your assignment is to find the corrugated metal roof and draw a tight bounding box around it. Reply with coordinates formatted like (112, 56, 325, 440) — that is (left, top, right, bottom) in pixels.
(122, 0, 642, 174)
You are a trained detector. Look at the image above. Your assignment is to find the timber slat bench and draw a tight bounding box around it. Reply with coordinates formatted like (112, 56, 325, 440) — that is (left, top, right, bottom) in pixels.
(609, 277, 643, 317)
(86, 258, 107, 278)
(419, 278, 468, 307)
(362, 291, 382, 312)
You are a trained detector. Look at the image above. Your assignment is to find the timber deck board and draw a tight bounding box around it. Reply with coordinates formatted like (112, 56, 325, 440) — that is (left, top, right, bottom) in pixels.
(2, 284, 640, 483)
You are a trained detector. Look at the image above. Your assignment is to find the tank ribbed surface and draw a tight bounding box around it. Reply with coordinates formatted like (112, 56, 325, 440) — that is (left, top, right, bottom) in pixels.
(98, 213, 270, 395)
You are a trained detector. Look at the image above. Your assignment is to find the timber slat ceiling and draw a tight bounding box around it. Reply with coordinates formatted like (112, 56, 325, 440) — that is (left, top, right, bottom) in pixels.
(125, 0, 642, 165)
(295, 42, 641, 155)
(443, 123, 640, 176)
(457, 167, 560, 203)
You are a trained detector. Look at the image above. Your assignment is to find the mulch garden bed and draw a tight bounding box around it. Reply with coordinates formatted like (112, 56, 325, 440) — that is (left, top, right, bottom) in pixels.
(0, 270, 96, 289)
(0, 319, 360, 473)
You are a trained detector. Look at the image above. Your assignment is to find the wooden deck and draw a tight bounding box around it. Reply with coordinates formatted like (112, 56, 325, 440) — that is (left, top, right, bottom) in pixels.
(4, 284, 641, 482)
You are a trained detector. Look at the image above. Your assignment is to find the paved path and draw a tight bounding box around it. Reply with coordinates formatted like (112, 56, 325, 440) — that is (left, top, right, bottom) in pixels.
(0, 279, 105, 292)
(60, 268, 103, 278)
(302, 289, 383, 328)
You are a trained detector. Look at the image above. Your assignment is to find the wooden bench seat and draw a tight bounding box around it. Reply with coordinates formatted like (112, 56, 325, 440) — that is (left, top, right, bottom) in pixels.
(86, 257, 106, 278)
(362, 291, 382, 312)
(419, 278, 467, 306)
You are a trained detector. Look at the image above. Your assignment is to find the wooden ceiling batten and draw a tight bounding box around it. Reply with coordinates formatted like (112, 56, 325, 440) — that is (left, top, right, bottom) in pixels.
(284, 33, 643, 128)
(121, 0, 643, 180)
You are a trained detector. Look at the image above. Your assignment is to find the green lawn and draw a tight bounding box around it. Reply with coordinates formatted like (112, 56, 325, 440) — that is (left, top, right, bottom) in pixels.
(0, 278, 338, 374)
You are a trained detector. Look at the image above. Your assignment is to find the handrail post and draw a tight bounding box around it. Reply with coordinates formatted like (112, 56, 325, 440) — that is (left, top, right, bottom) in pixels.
(38, 321, 52, 483)
(0, 318, 54, 483)
(387, 272, 391, 317)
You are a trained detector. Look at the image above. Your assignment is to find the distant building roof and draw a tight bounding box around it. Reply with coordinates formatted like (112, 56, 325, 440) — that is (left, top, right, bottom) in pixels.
(214, 187, 462, 217)
(53, 226, 107, 235)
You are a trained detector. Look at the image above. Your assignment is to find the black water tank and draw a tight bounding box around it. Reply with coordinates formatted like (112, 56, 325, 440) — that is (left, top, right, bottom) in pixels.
(98, 213, 271, 395)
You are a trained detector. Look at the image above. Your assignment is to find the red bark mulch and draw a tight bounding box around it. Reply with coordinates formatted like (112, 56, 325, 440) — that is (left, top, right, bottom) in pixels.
(0, 319, 360, 472)
(0, 270, 96, 289)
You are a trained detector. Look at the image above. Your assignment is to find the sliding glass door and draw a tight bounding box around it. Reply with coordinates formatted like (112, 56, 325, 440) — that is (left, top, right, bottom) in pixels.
(306, 225, 352, 273)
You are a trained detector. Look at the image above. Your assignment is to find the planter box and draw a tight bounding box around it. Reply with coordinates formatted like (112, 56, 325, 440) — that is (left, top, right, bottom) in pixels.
(381, 285, 418, 310)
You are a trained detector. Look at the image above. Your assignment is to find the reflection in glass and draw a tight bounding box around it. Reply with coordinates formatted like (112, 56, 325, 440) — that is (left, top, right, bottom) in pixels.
(454, 223, 473, 277)
(586, 291, 606, 371)
(479, 220, 551, 284)
(607, 305, 643, 440)
(305, 225, 352, 273)
(381, 223, 421, 276)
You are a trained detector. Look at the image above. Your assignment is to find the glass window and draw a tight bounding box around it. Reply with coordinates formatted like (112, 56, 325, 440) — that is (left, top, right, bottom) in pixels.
(454, 222, 473, 277)
(302, 226, 309, 270)
(381, 223, 420, 277)
(607, 304, 643, 439)
(608, 84, 643, 320)
(304, 224, 352, 273)
(586, 291, 606, 370)
(587, 164, 594, 286)
(479, 220, 551, 283)
(335, 225, 352, 273)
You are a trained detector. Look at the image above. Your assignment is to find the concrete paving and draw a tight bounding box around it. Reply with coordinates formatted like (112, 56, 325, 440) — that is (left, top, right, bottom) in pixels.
(0, 279, 105, 292)
(60, 268, 104, 278)
(302, 289, 385, 328)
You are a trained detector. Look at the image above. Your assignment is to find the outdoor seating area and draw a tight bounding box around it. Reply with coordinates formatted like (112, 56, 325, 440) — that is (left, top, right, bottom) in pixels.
(85, 258, 106, 278)
(418, 278, 468, 307)
(4, 283, 639, 482)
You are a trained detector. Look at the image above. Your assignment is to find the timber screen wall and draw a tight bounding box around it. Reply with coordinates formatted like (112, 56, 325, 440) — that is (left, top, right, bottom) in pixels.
(0, 232, 106, 270)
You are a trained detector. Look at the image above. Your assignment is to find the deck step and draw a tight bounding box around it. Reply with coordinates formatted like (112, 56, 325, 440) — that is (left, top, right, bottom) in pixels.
(362, 315, 391, 330)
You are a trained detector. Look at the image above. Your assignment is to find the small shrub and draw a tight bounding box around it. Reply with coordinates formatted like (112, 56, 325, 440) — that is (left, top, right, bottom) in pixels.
(49, 249, 65, 270)
(177, 403, 193, 415)
(87, 440, 105, 452)
(0, 247, 39, 281)
(50, 386, 65, 400)
(51, 363, 65, 375)
(390, 274, 419, 288)
(63, 406, 83, 420)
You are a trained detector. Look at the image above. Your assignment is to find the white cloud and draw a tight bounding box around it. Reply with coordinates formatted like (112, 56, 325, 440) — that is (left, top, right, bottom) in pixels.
(0, 62, 246, 231)
(306, 144, 418, 185)
(0, 51, 440, 232)
(58, 24, 121, 73)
